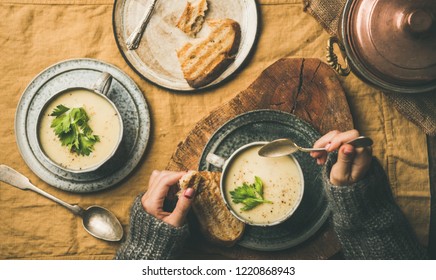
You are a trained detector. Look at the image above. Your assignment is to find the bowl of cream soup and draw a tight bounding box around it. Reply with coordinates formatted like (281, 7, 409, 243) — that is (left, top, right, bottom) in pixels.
(36, 72, 123, 174)
(206, 141, 304, 226)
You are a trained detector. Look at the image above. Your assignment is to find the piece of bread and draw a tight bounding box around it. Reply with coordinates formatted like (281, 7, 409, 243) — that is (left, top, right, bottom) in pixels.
(176, 0, 209, 37)
(176, 18, 241, 88)
(178, 170, 245, 247)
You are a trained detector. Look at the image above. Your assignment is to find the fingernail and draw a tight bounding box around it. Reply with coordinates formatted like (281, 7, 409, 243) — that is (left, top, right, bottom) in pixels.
(325, 143, 331, 151)
(184, 188, 195, 199)
(343, 146, 354, 156)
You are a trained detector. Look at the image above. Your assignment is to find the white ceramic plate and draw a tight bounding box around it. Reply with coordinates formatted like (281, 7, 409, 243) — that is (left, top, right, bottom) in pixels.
(113, 0, 258, 91)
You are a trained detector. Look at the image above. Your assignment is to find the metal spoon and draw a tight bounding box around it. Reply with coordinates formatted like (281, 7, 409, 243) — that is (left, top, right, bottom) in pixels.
(0, 165, 123, 242)
(125, 0, 158, 50)
(258, 136, 373, 157)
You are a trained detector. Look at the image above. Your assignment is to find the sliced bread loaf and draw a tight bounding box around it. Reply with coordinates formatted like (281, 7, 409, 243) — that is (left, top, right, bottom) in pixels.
(179, 170, 245, 246)
(176, 19, 241, 88)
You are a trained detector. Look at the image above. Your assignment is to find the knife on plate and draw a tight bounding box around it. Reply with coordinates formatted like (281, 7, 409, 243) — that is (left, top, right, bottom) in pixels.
(125, 0, 158, 50)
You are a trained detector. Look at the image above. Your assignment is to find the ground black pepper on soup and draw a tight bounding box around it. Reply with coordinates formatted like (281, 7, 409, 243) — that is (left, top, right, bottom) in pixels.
(38, 89, 121, 171)
(223, 144, 303, 225)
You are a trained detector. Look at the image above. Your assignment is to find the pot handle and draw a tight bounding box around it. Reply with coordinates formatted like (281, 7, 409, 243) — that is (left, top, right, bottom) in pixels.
(326, 37, 351, 76)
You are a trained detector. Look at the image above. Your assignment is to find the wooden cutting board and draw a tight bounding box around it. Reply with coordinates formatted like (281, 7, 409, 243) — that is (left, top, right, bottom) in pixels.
(166, 57, 353, 259)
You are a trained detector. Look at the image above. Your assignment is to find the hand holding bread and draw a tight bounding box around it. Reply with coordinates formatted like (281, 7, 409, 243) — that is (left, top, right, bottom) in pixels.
(140, 169, 244, 246)
(141, 170, 195, 228)
(178, 171, 245, 246)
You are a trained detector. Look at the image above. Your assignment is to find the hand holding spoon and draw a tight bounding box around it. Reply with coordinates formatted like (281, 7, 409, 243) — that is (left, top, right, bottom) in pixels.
(0, 165, 123, 242)
(258, 136, 373, 157)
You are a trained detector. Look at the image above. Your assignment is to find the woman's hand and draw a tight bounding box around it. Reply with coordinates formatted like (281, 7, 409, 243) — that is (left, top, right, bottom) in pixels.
(310, 130, 372, 186)
(141, 170, 195, 228)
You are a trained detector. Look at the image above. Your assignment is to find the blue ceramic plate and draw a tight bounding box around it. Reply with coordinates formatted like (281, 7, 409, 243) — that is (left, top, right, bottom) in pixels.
(199, 110, 330, 251)
(15, 59, 150, 193)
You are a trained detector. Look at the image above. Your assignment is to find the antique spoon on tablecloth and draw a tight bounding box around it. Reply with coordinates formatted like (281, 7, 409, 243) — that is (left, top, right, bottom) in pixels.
(0, 165, 123, 241)
(258, 136, 373, 157)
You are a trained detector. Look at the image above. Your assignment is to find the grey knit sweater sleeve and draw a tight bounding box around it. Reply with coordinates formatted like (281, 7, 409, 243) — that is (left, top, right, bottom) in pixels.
(323, 154, 427, 259)
(115, 195, 190, 260)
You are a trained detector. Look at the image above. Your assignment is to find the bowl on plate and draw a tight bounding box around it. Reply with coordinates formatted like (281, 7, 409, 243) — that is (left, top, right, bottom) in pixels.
(206, 141, 304, 227)
(36, 72, 124, 174)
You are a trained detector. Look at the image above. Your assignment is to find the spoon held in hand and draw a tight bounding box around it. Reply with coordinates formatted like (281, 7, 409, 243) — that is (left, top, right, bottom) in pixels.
(258, 136, 373, 157)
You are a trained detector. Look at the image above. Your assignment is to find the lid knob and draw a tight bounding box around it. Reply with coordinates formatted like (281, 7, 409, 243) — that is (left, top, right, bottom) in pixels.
(406, 10, 433, 34)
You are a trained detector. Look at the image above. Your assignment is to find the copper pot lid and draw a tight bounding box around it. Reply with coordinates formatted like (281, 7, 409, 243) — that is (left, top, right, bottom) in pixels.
(342, 0, 436, 93)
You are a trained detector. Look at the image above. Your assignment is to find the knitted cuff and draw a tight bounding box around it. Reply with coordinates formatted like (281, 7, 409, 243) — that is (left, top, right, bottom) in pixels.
(115, 195, 190, 260)
(322, 154, 427, 259)
(322, 153, 395, 229)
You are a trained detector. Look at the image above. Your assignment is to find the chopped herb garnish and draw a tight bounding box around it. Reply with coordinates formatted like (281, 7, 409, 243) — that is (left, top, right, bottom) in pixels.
(230, 176, 272, 211)
(50, 104, 100, 156)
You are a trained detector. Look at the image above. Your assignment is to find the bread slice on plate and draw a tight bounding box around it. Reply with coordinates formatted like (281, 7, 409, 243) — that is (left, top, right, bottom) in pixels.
(176, 0, 209, 37)
(176, 18, 242, 88)
(179, 170, 245, 247)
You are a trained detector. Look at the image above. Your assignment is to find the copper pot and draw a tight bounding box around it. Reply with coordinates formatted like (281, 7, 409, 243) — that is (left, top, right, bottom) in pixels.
(327, 0, 436, 94)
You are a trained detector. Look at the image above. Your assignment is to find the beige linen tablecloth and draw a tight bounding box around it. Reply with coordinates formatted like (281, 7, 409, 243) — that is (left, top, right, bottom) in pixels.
(0, 0, 430, 259)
